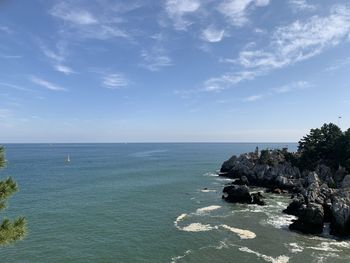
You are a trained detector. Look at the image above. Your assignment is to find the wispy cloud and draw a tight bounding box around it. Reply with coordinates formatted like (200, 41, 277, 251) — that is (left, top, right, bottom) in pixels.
(165, 0, 201, 30)
(218, 0, 270, 27)
(289, 0, 317, 12)
(243, 94, 264, 102)
(0, 25, 12, 34)
(140, 48, 172, 71)
(102, 73, 129, 89)
(0, 82, 35, 92)
(30, 76, 66, 91)
(243, 81, 311, 102)
(204, 5, 350, 91)
(237, 5, 350, 71)
(49, 2, 128, 40)
(201, 26, 225, 43)
(54, 64, 76, 75)
(0, 54, 22, 59)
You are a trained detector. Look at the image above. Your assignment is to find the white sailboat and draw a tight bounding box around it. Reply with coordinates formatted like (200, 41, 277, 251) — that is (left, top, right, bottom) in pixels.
(66, 155, 70, 163)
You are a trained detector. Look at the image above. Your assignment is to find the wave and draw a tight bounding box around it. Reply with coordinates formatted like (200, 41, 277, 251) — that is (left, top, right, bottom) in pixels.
(203, 172, 219, 177)
(200, 189, 216, 193)
(265, 214, 297, 229)
(238, 247, 289, 263)
(170, 249, 192, 263)
(287, 243, 304, 253)
(221, 224, 256, 239)
(196, 205, 221, 214)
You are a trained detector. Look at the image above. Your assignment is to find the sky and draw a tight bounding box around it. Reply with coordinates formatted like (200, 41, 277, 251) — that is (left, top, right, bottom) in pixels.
(0, 0, 350, 143)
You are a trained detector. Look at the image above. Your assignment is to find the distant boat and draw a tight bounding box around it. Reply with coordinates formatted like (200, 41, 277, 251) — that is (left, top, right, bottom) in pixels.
(66, 155, 70, 163)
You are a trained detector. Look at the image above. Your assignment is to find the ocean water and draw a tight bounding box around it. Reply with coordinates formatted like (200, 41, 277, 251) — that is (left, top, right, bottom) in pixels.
(0, 143, 349, 263)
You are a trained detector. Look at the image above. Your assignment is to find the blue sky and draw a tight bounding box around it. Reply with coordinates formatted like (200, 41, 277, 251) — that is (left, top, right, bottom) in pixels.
(0, 0, 350, 142)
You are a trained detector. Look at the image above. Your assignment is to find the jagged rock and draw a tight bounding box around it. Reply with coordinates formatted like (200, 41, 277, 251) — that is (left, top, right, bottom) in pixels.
(222, 185, 252, 204)
(283, 194, 305, 216)
(316, 164, 333, 184)
(341, 175, 350, 188)
(334, 167, 347, 187)
(289, 203, 324, 234)
(233, 176, 249, 186)
(305, 172, 320, 188)
(330, 189, 350, 236)
(220, 155, 238, 173)
(251, 192, 266, 206)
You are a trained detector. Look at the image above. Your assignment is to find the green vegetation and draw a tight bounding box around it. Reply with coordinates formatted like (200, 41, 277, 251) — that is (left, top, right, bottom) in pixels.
(297, 123, 350, 172)
(0, 146, 26, 246)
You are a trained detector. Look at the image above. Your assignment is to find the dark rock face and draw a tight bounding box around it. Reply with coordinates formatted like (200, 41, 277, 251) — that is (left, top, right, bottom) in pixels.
(223, 185, 252, 204)
(222, 185, 265, 206)
(289, 203, 324, 234)
(330, 189, 350, 236)
(219, 149, 350, 237)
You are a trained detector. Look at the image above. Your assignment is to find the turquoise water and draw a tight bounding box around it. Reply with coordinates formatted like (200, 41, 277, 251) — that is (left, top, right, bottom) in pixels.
(1, 143, 349, 263)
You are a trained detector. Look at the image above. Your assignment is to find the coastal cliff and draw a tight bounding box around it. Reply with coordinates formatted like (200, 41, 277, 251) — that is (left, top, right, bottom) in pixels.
(219, 123, 350, 237)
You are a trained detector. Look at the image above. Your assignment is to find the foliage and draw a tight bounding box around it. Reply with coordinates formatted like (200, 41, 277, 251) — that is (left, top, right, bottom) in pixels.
(297, 123, 350, 172)
(0, 146, 26, 246)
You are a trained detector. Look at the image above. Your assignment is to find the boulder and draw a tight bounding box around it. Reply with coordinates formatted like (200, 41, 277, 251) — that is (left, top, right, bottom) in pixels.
(289, 203, 324, 234)
(341, 175, 350, 188)
(283, 194, 305, 217)
(330, 189, 350, 236)
(251, 192, 266, 206)
(334, 167, 347, 187)
(222, 185, 252, 204)
(220, 155, 237, 173)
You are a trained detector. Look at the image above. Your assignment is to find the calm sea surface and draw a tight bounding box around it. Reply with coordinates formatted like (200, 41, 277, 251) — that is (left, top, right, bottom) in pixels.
(0, 143, 349, 263)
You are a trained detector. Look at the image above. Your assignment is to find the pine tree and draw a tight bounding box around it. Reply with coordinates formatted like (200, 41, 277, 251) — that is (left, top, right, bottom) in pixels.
(0, 146, 26, 246)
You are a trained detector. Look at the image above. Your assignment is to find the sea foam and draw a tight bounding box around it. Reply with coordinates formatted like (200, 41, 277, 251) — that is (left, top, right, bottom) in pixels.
(182, 223, 218, 232)
(221, 224, 256, 239)
(238, 247, 289, 263)
(196, 205, 221, 214)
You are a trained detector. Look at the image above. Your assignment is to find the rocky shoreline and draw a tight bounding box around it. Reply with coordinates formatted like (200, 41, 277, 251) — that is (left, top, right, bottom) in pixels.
(219, 147, 350, 238)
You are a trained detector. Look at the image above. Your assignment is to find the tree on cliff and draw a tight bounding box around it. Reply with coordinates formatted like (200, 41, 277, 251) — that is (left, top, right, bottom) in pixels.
(0, 146, 26, 246)
(298, 123, 350, 172)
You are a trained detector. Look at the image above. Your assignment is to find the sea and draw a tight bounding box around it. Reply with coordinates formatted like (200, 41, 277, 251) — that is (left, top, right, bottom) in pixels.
(0, 143, 349, 263)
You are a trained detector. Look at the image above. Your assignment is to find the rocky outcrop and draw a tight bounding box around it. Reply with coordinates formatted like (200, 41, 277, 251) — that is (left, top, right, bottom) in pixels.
(330, 189, 350, 236)
(222, 185, 265, 206)
(289, 203, 324, 234)
(219, 148, 350, 237)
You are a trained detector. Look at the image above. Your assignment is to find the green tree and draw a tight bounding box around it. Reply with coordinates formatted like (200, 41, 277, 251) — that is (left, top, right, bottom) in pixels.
(298, 123, 346, 171)
(0, 146, 26, 246)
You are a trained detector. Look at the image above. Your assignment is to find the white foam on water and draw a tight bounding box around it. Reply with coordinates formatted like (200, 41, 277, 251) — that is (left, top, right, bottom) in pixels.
(174, 213, 187, 229)
(196, 205, 221, 214)
(288, 243, 304, 253)
(238, 247, 289, 263)
(182, 223, 218, 232)
(306, 242, 341, 252)
(170, 249, 192, 263)
(203, 172, 219, 177)
(221, 224, 256, 239)
(200, 189, 216, 193)
(265, 214, 296, 229)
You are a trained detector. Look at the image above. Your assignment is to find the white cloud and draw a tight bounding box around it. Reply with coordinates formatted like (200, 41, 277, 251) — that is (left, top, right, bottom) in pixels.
(243, 94, 263, 102)
(289, 0, 316, 11)
(238, 5, 350, 71)
(218, 0, 270, 26)
(54, 64, 76, 75)
(272, 81, 310, 93)
(0, 25, 12, 34)
(49, 2, 128, 40)
(30, 76, 66, 91)
(206, 5, 350, 91)
(201, 26, 225, 42)
(102, 73, 129, 89)
(203, 71, 259, 92)
(165, 0, 201, 30)
(140, 49, 172, 71)
(50, 3, 98, 25)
